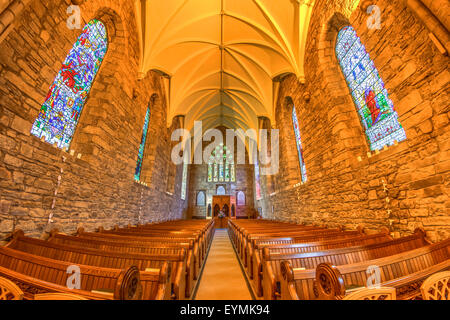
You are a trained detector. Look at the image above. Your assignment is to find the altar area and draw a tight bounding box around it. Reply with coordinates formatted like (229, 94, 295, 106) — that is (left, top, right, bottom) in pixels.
(212, 195, 236, 228)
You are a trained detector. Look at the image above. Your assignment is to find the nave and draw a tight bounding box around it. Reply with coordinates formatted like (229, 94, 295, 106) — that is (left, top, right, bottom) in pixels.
(1, 218, 448, 300)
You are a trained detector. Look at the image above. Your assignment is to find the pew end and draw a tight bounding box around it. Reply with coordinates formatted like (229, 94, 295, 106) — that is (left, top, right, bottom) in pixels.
(115, 266, 143, 300)
(314, 263, 346, 300)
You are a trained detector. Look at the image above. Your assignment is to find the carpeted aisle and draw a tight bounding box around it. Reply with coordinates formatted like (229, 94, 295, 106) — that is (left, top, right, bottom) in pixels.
(194, 229, 253, 300)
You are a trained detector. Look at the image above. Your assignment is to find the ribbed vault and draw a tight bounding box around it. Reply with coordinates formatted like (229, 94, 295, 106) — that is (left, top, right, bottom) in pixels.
(135, 0, 316, 131)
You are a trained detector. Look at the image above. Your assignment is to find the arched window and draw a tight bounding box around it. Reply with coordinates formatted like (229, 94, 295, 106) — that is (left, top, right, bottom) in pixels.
(134, 106, 150, 181)
(237, 191, 245, 206)
(196, 191, 206, 206)
(336, 26, 406, 151)
(217, 186, 226, 195)
(31, 20, 108, 149)
(292, 106, 307, 183)
(207, 144, 235, 182)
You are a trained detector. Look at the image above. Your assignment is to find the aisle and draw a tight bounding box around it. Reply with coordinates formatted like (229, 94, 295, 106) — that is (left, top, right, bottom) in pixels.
(194, 229, 253, 300)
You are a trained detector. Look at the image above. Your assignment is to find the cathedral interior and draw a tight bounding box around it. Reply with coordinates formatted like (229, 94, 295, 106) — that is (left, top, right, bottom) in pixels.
(0, 0, 449, 302)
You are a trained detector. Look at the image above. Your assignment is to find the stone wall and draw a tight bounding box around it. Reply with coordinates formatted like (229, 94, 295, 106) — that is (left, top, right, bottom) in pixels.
(0, 0, 187, 239)
(258, 0, 449, 242)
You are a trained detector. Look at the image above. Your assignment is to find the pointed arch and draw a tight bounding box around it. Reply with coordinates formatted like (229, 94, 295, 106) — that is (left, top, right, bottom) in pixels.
(237, 191, 246, 206)
(196, 191, 206, 206)
(335, 25, 406, 151)
(30, 20, 108, 150)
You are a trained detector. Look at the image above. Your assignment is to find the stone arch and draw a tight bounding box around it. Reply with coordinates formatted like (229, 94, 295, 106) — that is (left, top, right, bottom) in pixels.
(69, 6, 133, 163)
(217, 185, 226, 195)
(315, 11, 369, 156)
(275, 96, 307, 185)
(237, 191, 246, 206)
(140, 93, 165, 185)
(196, 191, 206, 206)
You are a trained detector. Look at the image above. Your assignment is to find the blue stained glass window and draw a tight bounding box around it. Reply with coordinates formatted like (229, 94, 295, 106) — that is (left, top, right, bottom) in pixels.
(31, 20, 108, 149)
(292, 106, 307, 183)
(134, 107, 151, 181)
(336, 26, 406, 151)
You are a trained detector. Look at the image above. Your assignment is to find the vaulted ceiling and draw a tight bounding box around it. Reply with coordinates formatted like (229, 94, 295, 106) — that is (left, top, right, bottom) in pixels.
(135, 0, 316, 131)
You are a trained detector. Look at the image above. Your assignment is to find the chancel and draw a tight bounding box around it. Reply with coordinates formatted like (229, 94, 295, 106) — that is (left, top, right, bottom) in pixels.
(0, 0, 449, 302)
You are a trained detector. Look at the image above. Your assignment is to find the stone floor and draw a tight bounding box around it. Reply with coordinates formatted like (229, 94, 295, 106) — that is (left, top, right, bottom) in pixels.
(194, 229, 253, 300)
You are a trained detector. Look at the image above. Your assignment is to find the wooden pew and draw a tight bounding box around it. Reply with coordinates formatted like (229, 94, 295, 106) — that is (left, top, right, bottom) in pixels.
(263, 229, 430, 299)
(242, 229, 363, 271)
(0, 246, 154, 300)
(249, 230, 393, 296)
(99, 228, 207, 264)
(279, 238, 450, 300)
(249, 229, 392, 280)
(76, 229, 201, 283)
(48, 230, 196, 298)
(6, 231, 180, 300)
(0, 276, 24, 300)
(133, 220, 215, 245)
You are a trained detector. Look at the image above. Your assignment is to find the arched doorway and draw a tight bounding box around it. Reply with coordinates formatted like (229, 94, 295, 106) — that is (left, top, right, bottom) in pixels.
(222, 204, 229, 217)
(231, 204, 236, 217)
(213, 204, 220, 217)
(207, 204, 212, 218)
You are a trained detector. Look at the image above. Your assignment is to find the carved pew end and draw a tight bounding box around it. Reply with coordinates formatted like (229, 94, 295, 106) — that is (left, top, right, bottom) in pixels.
(314, 263, 346, 300)
(115, 266, 142, 300)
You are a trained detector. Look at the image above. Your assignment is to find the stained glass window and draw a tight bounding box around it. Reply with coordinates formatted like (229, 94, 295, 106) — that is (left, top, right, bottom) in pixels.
(237, 191, 245, 206)
(255, 158, 261, 200)
(31, 20, 108, 149)
(336, 26, 406, 151)
(197, 191, 205, 206)
(230, 164, 235, 182)
(292, 106, 307, 183)
(207, 144, 235, 182)
(217, 186, 226, 195)
(134, 107, 150, 181)
(207, 164, 213, 182)
(181, 163, 188, 200)
(219, 164, 224, 182)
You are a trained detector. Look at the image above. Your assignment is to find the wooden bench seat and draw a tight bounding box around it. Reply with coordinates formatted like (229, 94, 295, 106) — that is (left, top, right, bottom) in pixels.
(99, 228, 208, 264)
(263, 229, 430, 299)
(6, 231, 182, 300)
(248, 230, 393, 296)
(48, 230, 196, 298)
(77, 229, 203, 279)
(279, 238, 450, 300)
(242, 229, 363, 270)
(249, 229, 392, 280)
(0, 246, 155, 300)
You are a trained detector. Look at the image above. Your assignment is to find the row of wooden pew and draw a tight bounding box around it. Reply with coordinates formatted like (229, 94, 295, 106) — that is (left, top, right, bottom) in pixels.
(0, 219, 215, 300)
(228, 219, 450, 300)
